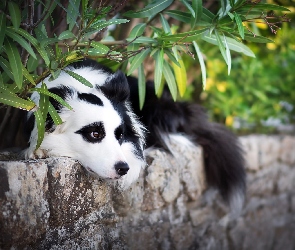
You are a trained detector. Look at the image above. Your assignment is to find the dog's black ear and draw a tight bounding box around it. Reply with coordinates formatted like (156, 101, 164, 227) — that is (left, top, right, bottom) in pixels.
(100, 71, 130, 103)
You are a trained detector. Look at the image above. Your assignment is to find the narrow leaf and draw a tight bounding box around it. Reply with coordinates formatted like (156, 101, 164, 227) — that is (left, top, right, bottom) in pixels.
(67, 0, 81, 30)
(0, 13, 6, 48)
(4, 38, 23, 88)
(0, 86, 36, 111)
(214, 30, 228, 65)
(6, 29, 37, 59)
(172, 57, 187, 97)
(138, 64, 146, 110)
(58, 30, 76, 40)
(34, 109, 45, 149)
(0, 56, 14, 80)
(233, 12, 244, 39)
(84, 19, 129, 37)
(22, 65, 36, 85)
(48, 102, 63, 125)
(192, 0, 203, 23)
(163, 61, 177, 101)
(129, 23, 147, 38)
(159, 28, 208, 42)
(7, 27, 38, 47)
(126, 37, 156, 44)
(64, 70, 93, 88)
(202, 32, 255, 57)
(153, 49, 164, 95)
(160, 14, 171, 34)
(240, 3, 290, 12)
(39, 83, 49, 121)
(192, 41, 206, 88)
(127, 48, 151, 76)
(181, 0, 195, 17)
(124, 0, 173, 18)
(224, 34, 231, 75)
(165, 49, 180, 67)
(8, 1, 21, 28)
(89, 42, 110, 54)
(165, 10, 191, 23)
(30, 87, 73, 110)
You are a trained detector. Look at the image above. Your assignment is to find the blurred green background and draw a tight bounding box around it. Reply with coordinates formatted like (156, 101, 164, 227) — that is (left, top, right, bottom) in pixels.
(184, 1, 295, 134)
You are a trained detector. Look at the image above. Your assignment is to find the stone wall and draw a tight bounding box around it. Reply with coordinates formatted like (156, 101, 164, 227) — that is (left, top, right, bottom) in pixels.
(0, 135, 294, 250)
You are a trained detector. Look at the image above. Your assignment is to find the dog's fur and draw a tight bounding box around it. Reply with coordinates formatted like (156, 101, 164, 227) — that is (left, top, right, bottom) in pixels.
(24, 59, 245, 212)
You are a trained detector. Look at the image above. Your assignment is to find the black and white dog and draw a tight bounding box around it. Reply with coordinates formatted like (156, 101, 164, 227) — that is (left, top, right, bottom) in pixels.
(24, 59, 245, 211)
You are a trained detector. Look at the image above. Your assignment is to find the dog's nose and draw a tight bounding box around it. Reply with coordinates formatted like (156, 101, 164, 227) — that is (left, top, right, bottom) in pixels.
(115, 162, 129, 176)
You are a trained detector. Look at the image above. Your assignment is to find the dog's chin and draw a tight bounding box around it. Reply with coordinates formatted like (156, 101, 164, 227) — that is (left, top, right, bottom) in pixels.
(85, 167, 122, 180)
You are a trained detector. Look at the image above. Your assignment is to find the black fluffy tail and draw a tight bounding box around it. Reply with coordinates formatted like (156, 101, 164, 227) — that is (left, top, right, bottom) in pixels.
(128, 77, 246, 213)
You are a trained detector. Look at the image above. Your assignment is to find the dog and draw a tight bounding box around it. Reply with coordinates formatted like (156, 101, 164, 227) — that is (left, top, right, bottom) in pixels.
(24, 59, 245, 212)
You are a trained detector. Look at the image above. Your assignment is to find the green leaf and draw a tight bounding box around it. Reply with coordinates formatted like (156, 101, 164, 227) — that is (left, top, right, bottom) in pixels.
(214, 30, 228, 65)
(171, 57, 187, 97)
(34, 109, 45, 149)
(40, 38, 60, 47)
(138, 64, 146, 110)
(0, 56, 14, 80)
(84, 19, 129, 37)
(48, 102, 63, 125)
(165, 10, 191, 23)
(129, 23, 147, 38)
(233, 32, 274, 43)
(0, 13, 6, 48)
(165, 49, 180, 67)
(159, 28, 208, 42)
(8, 1, 21, 29)
(240, 3, 290, 12)
(224, 34, 231, 75)
(0, 86, 36, 111)
(4, 38, 23, 88)
(153, 49, 164, 95)
(8, 27, 50, 65)
(27, 55, 39, 72)
(58, 30, 76, 40)
(64, 70, 93, 88)
(127, 23, 147, 61)
(90, 42, 110, 53)
(30, 86, 73, 110)
(39, 83, 49, 121)
(67, 0, 81, 30)
(22, 65, 36, 85)
(233, 12, 244, 40)
(6, 28, 37, 59)
(126, 37, 156, 44)
(202, 32, 255, 57)
(7, 27, 38, 47)
(163, 61, 177, 101)
(160, 14, 171, 34)
(192, 41, 206, 88)
(124, 0, 173, 18)
(127, 48, 151, 76)
(192, 0, 203, 23)
(181, 0, 195, 18)
(49, 69, 61, 81)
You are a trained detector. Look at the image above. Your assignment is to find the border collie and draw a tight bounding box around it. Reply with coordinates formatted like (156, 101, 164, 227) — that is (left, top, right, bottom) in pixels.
(24, 59, 245, 212)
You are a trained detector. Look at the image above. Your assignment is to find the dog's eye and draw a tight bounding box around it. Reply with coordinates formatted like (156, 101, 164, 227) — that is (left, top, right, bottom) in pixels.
(91, 131, 104, 139)
(115, 126, 124, 144)
(75, 122, 106, 143)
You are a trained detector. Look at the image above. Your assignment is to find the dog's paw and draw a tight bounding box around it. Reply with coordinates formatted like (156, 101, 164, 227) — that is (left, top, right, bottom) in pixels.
(23, 147, 48, 159)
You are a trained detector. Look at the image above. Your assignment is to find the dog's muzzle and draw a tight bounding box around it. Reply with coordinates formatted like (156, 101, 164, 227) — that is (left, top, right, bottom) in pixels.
(115, 162, 129, 176)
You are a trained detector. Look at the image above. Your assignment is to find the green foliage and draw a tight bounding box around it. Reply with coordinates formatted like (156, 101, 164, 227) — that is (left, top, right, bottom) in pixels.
(202, 24, 295, 133)
(0, 0, 290, 150)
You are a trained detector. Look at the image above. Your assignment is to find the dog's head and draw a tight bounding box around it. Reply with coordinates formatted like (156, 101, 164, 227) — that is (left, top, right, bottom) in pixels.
(25, 61, 145, 187)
